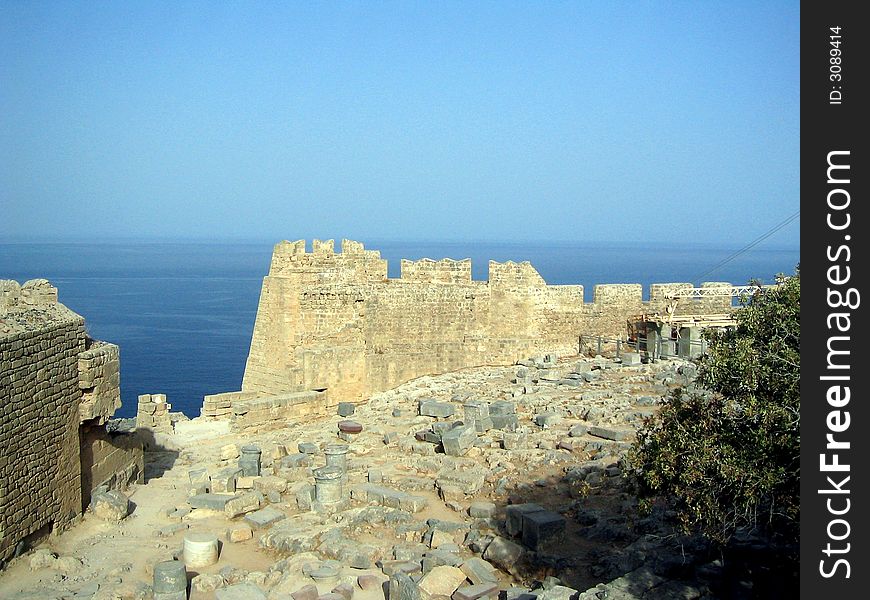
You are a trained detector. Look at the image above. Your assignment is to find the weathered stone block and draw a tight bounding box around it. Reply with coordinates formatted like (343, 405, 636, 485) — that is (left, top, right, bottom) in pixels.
(211, 467, 243, 493)
(482, 537, 524, 574)
(489, 400, 516, 416)
(253, 475, 288, 494)
(226, 523, 254, 542)
(244, 506, 286, 529)
(490, 414, 518, 431)
(468, 502, 497, 519)
(298, 442, 319, 454)
(620, 352, 641, 366)
(224, 491, 262, 518)
(521, 510, 566, 550)
(588, 426, 633, 442)
(281, 453, 314, 468)
(296, 484, 315, 510)
(188, 468, 210, 490)
(332, 582, 355, 600)
(338, 402, 356, 417)
(216, 583, 267, 600)
(441, 425, 477, 457)
(357, 575, 382, 591)
(382, 560, 423, 577)
(293, 584, 320, 600)
(453, 583, 499, 600)
(389, 572, 422, 600)
(505, 504, 545, 536)
(501, 433, 523, 450)
(568, 424, 588, 437)
(90, 489, 129, 521)
(534, 413, 561, 428)
(419, 399, 456, 418)
(418, 565, 468, 598)
(459, 558, 498, 586)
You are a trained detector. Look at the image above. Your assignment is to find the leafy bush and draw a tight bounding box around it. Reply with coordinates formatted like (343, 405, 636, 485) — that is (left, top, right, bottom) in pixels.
(627, 271, 800, 546)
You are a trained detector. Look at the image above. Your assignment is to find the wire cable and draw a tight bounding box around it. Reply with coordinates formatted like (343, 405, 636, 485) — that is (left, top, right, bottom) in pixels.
(693, 210, 800, 282)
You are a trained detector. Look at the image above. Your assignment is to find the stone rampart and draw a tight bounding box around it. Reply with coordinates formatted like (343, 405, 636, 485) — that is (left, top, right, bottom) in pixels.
(1, 284, 87, 562)
(237, 240, 731, 409)
(1, 280, 140, 564)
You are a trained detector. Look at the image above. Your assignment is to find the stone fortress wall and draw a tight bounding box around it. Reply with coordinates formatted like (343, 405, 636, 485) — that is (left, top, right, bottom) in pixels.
(0, 280, 142, 564)
(210, 239, 731, 427)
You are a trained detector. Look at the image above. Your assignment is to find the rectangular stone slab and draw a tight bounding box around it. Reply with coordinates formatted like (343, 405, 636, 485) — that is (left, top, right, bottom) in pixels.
(453, 583, 499, 600)
(216, 583, 267, 600)
(588, 426, 634, 441)
(243, 506, 287, 529)
(188, 493, 237, 510)
(419, 399, 456, 418)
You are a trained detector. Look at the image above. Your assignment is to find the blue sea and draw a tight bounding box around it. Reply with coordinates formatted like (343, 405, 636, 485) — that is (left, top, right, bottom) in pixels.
(0, 240, 799, 418)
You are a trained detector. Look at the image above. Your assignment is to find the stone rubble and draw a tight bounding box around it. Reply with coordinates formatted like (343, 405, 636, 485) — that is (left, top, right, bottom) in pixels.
(0, 354, 728, 600)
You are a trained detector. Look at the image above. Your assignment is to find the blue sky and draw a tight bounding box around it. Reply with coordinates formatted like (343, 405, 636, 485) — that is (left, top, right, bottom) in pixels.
(1, 1, 799, 245)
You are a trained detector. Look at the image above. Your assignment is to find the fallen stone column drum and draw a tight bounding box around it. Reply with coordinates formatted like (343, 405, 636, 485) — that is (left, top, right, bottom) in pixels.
(183, 533, 219, 568)
(313, 465, 344, 504)
(153, 560, 188, 600)
(324, 443, 349, 471)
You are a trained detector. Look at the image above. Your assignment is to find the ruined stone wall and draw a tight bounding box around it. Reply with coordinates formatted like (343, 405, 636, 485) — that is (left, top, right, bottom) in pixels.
(229, 390, 328, 431)
(1, 279, 138, 564)
(78, 341, 121, 424)
(0, 281, 86, 563)
(239, 240, 731, 409)
(79, 424, 144, 512)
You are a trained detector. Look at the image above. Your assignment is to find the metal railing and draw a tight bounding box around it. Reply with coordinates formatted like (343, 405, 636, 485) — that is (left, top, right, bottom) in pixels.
(663, 284, 772, 299)
(578, 332, 708, 362)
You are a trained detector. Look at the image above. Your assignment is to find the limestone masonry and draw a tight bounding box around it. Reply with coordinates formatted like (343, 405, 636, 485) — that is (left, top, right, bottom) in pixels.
(215, 239, 731, 424)
(0, 279, 142, 565)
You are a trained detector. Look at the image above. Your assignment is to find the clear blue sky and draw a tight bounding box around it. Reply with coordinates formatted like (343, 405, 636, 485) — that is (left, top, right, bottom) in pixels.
(1, 1, 799, 245)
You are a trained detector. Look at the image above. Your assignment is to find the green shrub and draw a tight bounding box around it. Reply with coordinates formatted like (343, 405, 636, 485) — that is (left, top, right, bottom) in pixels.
(627, 270, 800, 546)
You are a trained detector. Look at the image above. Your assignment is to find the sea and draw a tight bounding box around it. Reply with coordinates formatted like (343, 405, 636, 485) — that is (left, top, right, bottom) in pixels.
(0, 240, 799, 419)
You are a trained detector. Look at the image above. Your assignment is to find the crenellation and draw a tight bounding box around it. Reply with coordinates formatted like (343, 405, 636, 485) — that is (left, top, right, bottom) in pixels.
(312, 238, 335, 255)
(400, 258, 473, 284)
(341, 238, 365, 254)
(0, 279, 21, 310)
(20, 279, 58, 307)
(487, 261, 546, 287)
(234, 241, 731, 421)
(649, 282, 693, 301)
(592, 284, 643, 305)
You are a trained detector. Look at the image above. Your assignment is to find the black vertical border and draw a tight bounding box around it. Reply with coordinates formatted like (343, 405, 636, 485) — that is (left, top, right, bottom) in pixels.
(801, 1, 867, 596)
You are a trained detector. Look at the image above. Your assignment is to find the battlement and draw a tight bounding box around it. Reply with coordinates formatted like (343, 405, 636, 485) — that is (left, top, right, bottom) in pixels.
(240, 240, 737, 405)
(268, 239, 388, 282)
(649, 282, 694, 301)
(1, 279, 82, 336)
(593, 283, 643, 305)
(1, 279, 58, 312)
(487, 260, 547, 287)
(400, 258, 472, 283)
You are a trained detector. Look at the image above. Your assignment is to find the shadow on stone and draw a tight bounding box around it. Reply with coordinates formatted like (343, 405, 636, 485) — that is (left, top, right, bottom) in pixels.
(137, 427, 181, 482)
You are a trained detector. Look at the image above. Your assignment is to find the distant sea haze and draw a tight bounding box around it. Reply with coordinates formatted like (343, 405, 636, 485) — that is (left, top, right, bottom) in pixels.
(0, 240, 799, 418)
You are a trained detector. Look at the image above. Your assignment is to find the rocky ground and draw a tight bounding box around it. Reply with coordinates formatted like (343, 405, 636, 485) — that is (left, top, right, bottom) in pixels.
(0, 353, 746, 600)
